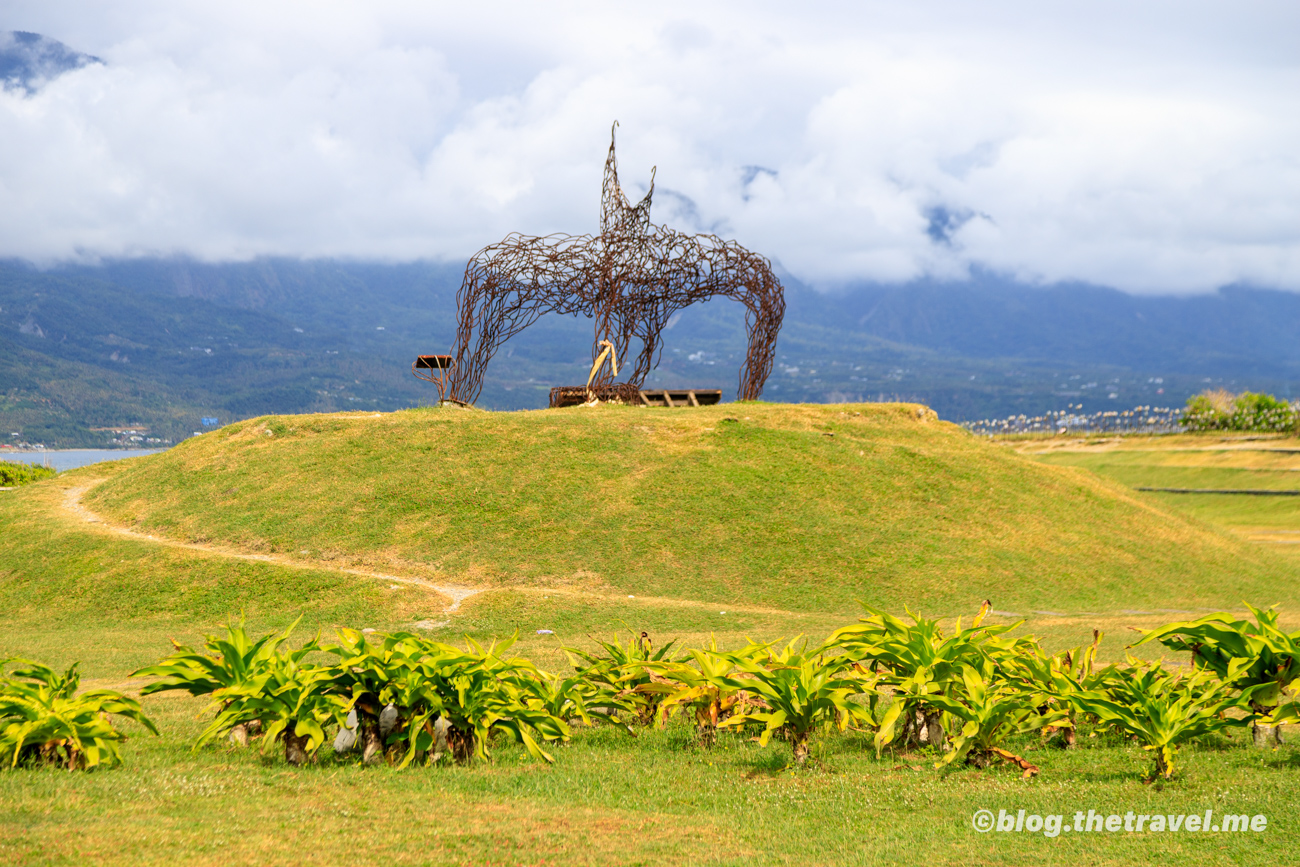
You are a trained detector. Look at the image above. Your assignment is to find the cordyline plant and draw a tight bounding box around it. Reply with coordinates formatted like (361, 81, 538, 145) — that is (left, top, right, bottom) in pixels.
(520, 669, 632, 735)
(926, 659, 1066, 778)
(715, 638, 879, 766)
(564, 631, 679, 727)
(646, 637, 768, 746)
(326, 627, 408, 764)
(331, 631, 568, 766)
(130, 616, 301, 746)
(1006, 629, 1108, 748)
(1060, 656, 1259, 782)
(827, 601, 1029, 753)
(1131, 604, 1300, 747)
(1, 658, 157, 770)
(196, 633, 344, 765)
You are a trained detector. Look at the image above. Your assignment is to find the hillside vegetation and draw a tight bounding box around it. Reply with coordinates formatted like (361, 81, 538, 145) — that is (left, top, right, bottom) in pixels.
(82, 402, 1297, 615)
(0, 458, 55, 486)
(0, 264, 430, 446)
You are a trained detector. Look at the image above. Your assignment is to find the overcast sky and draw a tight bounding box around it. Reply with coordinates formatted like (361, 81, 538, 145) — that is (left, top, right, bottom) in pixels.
(1, 1, 1297, 293)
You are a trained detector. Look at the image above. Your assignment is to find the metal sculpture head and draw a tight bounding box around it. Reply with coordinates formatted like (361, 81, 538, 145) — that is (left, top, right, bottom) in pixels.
(601, 122, 655, 237)
(444, 124, 785, 405)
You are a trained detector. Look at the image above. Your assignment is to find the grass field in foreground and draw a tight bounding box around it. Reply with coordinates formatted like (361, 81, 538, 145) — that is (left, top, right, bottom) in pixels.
(5, 409, 1300, 865)
(3, 690, 1298, 867)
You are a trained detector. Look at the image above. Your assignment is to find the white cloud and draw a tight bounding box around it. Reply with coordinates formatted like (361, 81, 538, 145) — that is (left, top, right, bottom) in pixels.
(0, 0, 1297, 292)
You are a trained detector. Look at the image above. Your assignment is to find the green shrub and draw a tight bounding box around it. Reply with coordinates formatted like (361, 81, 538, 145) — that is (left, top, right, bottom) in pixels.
(329, 630, 569, 766)
(1182, 390, 1299, 432)
(126, 602, 1300, 779)
(1059, 656, 1256, 781)
(201, 638, 345, 766)
(645, 636, 768, 745)
(131, 616, 301, 701)
(716, 638, 880, 766)
(0, 459, 56, 487)
(1005, 629, 1109, 747)
(927, 659, 1065, 777)
(1132, 604, 1300, 746)
(564, 631, 680, 726)
(0, 658, 157, 770)
(130, 616, 302, 747)
(134, 617, 345, 764)
(826, 601, 1033, 753)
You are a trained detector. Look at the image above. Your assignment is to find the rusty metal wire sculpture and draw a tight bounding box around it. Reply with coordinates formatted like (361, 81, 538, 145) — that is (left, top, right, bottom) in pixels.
(444, 124, 785, 405)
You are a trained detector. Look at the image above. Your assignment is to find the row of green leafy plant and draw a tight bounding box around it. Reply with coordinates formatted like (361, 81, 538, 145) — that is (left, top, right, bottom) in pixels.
(6, 602, 1300, 782)
(1182, 389, 1300, 433)
(0, 459, 56, 487)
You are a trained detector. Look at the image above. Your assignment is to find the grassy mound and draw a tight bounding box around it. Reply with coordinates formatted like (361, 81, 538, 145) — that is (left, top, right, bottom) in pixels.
(79, 402, 1296, 614)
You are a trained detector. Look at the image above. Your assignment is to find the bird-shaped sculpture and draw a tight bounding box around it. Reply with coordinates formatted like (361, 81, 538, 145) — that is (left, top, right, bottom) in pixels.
(444, 123, 786, 405)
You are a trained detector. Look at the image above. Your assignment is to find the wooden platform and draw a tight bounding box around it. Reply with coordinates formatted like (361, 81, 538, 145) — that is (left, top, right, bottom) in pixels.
(637, 389, 722, 407)
(549, 386, 722, 408)
(549, 384, 640, 408)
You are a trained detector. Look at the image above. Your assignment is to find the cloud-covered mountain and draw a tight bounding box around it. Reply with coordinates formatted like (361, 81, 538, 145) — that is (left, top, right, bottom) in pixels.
(0, 31, 101, 95)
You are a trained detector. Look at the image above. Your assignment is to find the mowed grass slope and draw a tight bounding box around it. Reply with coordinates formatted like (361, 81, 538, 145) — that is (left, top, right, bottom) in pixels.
(0, 467, 427, 678)
(1026, 436, 1300, 546)
(82, 402, 1298, 614)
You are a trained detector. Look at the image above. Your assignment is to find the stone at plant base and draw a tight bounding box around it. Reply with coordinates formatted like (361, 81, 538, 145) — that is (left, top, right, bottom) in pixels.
(334, 709, 359, 754)
(379, 704, 398, 738)
(434, 716, 450, 752)
(227, 720, 263, 746)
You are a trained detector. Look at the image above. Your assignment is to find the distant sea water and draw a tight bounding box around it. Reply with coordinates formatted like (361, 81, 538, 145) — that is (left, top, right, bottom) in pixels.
(0, 448, 167, 471)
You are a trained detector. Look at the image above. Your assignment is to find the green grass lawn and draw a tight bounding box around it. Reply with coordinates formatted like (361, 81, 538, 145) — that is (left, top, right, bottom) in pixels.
(1025, 436, 1300, 541)
(4, 690, 1297, 867)
(4, 407, 1300, 865)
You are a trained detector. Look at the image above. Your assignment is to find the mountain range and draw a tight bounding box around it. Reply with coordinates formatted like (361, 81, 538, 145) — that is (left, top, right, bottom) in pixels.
(3, 257, 1297, 447)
